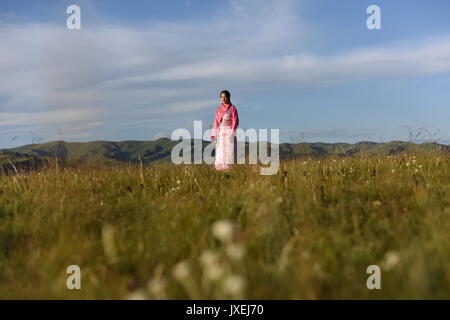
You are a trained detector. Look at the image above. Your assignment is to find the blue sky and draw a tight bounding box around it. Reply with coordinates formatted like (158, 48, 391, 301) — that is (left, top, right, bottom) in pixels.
(1, 0, 450, 148)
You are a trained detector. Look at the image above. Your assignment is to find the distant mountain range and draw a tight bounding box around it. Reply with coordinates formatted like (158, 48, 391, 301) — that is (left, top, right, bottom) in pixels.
(1, 138, 448, 173)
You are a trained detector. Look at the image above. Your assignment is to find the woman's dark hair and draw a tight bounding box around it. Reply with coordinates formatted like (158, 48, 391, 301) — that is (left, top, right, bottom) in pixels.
(220, 90, 231, 100)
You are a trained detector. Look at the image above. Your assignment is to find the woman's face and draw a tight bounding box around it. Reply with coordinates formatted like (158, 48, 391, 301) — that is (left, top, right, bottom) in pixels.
(220, 93, 230, 104)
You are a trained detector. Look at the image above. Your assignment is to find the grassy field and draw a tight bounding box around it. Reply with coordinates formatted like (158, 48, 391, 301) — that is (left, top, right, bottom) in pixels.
(0, 150, 449, 299)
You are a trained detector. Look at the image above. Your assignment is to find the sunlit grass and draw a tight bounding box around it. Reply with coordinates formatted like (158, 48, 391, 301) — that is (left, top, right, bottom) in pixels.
(0, 150, 449, 299)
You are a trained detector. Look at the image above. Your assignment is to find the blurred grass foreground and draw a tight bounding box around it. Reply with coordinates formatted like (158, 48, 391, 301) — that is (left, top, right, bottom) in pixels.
(0, 148, 449, 299)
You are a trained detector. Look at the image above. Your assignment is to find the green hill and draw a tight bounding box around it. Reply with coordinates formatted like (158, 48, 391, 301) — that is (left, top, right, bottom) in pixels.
(1, 138, 448, 173)
(0, 150, 45, 173)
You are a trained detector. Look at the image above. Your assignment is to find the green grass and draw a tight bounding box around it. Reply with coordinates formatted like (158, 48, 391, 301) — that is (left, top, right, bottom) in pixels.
(0, 150, 449, 299)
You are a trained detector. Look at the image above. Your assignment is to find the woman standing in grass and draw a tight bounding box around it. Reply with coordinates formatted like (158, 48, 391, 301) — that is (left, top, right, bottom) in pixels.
(211, 90, 239, 171)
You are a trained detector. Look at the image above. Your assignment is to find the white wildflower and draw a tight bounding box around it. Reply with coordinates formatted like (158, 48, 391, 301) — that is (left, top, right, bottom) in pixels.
(147, 278, 167, 299)
(200, 250, 219, 268)
(101, 224, 118, 265)
(222, 274, 246, 297)
(126, 289, 148, 300)
(226, 244, 245, 261)
(212, 220, 234, 243)
(381, 251, 400, 271)
(172, 260, 191, 281)
(372, 200, 383, 208)
(204, 264, 224, 281)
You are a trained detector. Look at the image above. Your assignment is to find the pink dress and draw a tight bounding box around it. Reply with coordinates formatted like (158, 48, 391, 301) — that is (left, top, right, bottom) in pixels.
(211, 103, 239, 171)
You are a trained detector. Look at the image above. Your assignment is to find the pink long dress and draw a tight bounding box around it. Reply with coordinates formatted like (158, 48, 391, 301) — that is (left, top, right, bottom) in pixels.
(211, 103, 239, 170)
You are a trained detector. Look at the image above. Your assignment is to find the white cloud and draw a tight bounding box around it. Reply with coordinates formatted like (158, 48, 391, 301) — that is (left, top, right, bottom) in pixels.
(0, 109, 99, 126)
(0, 0, 449, 146)
(165, 99, 218, 112)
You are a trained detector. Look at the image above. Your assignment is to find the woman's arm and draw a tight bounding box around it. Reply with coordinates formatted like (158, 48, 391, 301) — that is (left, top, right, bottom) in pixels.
(231, 106, 239, 134)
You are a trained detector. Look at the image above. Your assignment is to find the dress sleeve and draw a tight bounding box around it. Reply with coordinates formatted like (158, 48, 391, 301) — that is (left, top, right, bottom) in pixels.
(231, 106, 239, 133)
(211, 107, 220, 138)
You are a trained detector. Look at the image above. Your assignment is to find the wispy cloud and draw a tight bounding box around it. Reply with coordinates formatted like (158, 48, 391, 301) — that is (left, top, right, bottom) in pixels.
(0, 0, 449, 147)
(0, 11, 27, 22)
(280, 127, 380, 143)
(0, 109, 99, 126)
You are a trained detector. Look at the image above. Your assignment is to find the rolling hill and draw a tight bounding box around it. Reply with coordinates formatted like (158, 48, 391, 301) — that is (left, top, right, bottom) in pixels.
(1, 138, 448, 173)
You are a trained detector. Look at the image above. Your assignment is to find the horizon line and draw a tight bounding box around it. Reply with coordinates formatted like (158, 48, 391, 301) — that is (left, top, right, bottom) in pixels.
(1, 137, 449, 151)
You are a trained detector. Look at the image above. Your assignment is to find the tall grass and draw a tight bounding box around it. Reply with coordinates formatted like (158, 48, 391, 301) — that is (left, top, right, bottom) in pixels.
(0, 149, 449, 299)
